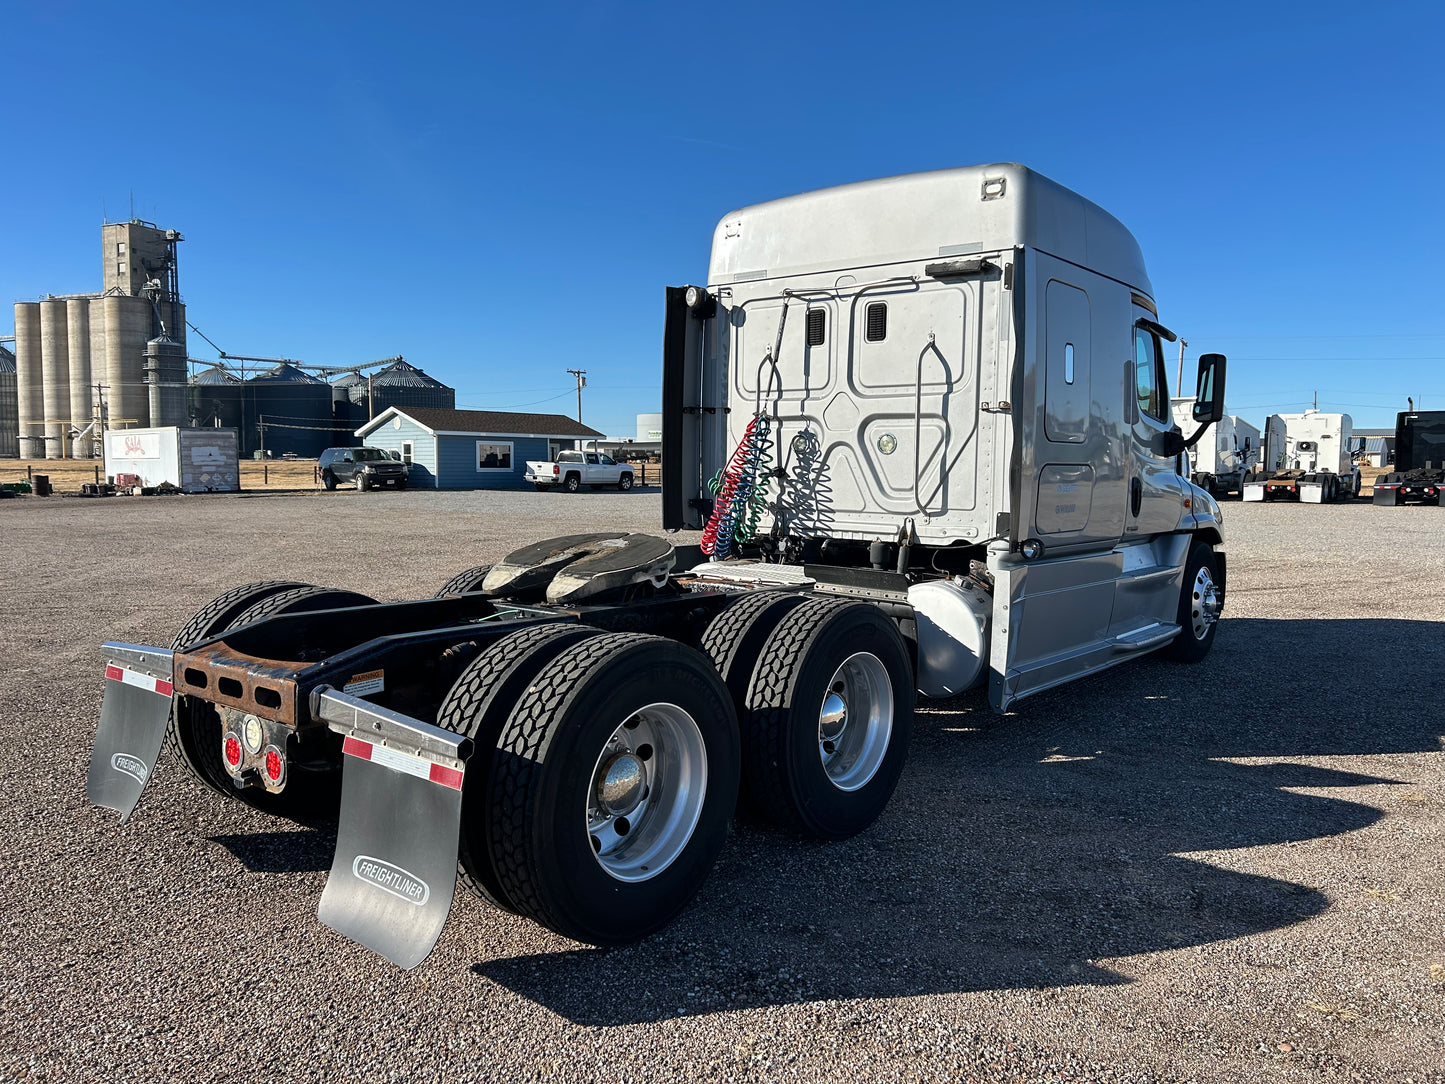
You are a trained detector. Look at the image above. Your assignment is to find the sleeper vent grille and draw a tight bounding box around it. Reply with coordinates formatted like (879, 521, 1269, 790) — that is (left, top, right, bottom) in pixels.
(806, 309, 825, 346)
(865, 302, 887, 342)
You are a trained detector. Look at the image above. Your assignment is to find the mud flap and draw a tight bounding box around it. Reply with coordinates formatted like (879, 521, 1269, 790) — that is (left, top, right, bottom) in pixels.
(86, 643, 175, 824)
(312, 687, 472, 970)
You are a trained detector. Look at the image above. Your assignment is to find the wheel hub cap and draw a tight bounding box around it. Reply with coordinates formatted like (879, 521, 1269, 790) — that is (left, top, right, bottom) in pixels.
(819, 692, 848, 742)
(817, 652, 894, 792)
(586, 704, 708, 883)
(597, 753, 646, 815)
(1191, 568, 1222, 639)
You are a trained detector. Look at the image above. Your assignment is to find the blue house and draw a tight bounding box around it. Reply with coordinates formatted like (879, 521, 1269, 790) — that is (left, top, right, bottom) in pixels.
(355, 406, 604, 490)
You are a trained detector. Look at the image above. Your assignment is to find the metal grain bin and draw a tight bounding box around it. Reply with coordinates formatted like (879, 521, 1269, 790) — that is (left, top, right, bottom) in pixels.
(243, 363, 337, 458)
(0, 346, 18, 457)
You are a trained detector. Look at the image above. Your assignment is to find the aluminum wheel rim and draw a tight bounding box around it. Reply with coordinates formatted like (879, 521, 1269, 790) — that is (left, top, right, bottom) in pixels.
(586, 702, 707, 883)
(1190, 566, 1221, 640)
(818, 652, 893, 791)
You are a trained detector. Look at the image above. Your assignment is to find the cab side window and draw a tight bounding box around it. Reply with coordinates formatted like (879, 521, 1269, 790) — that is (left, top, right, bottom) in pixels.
(1133, 328, 1166, 421)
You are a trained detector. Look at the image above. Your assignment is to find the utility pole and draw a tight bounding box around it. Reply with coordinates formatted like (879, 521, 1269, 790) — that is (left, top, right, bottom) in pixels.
(1175, 338, 1188, 395)
(566, 369, 587, 422)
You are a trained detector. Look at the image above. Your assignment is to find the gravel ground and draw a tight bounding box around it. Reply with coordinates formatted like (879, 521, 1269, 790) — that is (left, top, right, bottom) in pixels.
(0, 489, 1440, 1083)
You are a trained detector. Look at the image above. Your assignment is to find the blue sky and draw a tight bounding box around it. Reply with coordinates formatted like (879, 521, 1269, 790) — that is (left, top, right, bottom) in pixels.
(4, 1, 1442, 434)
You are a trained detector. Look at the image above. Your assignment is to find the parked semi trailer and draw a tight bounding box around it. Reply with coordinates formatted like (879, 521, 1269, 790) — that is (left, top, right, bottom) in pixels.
(1169, 399, 1258, 497)
(1373, 409, 1445, 505)
(88, 164, 1230, 969)
(1242, 411, 1360, 503)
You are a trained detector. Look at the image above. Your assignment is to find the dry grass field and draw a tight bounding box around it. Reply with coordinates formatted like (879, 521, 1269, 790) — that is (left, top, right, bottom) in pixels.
(0, 457, 664, 492)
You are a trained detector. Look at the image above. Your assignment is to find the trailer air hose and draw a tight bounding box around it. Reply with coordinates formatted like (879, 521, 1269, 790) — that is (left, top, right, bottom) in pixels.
(700, 413, 774, 560)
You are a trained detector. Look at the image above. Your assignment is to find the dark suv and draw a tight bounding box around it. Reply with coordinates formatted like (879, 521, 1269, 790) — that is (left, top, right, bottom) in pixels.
(318, 447, 409, 491)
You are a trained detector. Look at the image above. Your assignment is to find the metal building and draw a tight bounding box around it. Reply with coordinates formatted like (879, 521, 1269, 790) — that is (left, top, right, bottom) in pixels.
(0, 345, 18, 457)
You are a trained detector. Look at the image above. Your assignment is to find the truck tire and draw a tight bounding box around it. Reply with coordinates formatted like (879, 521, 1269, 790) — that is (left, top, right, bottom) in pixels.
(487, 633, 740, 944)
(698, 590, 809, 718)
(228, 585, 378, 628)
(618, 473, 634, 492)
(563, 472, 581, 494)
(434, 565, 493, 598)
(1162, 540, 1221, 663)
(166, 581, 310, 800)
(742, 599, 914, 841)
(435, 622, 604, 911)
(171, 584, 379, 807)
(322, 470, 337, 491)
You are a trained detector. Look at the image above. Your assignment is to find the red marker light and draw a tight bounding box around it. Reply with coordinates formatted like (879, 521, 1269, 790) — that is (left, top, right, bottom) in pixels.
(224, 736, 242, 768)
(265, 749, 283, 782)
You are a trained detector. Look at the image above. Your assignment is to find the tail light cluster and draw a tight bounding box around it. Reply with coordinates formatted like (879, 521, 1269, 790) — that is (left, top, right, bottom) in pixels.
(220, 713, 288, 791)
(553, 464, 560, 476)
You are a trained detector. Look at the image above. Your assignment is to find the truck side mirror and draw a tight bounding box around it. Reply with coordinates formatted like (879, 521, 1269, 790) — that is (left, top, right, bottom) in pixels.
(1152, 429, 1186, 458)
(1191, 353, 1227, 424)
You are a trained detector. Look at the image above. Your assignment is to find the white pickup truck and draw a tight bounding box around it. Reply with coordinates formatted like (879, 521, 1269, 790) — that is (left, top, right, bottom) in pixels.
(525, 449, 636, 492)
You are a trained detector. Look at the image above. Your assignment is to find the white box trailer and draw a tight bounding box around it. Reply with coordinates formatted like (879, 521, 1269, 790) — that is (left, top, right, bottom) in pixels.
(1170, 399, 1259, 496)
(1242, 411, 1360, 503)
(103, 427, 241, 493)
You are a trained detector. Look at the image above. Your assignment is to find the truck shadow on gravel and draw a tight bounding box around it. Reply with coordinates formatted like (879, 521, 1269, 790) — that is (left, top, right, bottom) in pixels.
(473, 616, 1442, 1025)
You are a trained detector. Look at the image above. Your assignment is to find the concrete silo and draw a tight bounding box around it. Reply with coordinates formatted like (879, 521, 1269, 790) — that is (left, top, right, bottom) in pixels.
(13, 302, 42, 458)
(101, 294, 152, 431)
(88, 299, 109, 437)
(39, 299, 71, 458)
(66, 298, 95, 457)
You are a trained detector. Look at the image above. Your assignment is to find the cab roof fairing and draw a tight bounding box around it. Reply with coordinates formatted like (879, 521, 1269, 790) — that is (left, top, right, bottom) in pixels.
(707, 163, 1153, 299)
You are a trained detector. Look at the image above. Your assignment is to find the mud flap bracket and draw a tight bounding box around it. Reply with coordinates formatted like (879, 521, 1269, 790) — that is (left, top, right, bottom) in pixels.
(313, 687, 472, 970)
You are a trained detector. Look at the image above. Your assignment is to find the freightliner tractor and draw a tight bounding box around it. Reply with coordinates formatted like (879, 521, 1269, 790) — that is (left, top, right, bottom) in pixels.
(1373, 408, 1445, 505)
(1242, 410, 1361, 503)
(88, 164, 1230, 969)
(1169, 398, 1259, 498)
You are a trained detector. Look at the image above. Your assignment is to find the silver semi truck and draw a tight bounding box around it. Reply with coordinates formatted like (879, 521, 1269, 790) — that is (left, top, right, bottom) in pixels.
(88, 164, 1229, 969)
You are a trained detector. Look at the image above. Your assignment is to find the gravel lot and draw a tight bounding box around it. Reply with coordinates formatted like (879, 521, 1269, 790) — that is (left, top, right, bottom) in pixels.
(1, 488, 1440, 1083)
